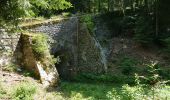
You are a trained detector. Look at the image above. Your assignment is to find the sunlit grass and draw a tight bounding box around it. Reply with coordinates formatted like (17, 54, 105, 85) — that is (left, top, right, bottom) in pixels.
(60, 82, 170, 100)
(0, 80, 170, 100)
(19, 14, 69, 28)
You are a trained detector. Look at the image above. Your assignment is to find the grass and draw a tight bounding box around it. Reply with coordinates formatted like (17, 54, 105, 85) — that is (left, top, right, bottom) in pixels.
(60, 82, 170, 100)
(0, 82, 7, 99)
(19, 15, 68, 29)
(12, 82, 37, 100)
(60, 82, 115, 100)
(0, 80, 170, 100)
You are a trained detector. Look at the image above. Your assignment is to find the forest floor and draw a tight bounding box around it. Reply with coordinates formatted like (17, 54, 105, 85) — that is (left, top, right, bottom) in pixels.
(1, 15, 170, 100)
(0, 70, 118, 100)
(0, 70, 170, 100)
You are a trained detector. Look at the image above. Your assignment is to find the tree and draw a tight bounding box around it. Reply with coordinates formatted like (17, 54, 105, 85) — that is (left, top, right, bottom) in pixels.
(0, 0, 72, 28)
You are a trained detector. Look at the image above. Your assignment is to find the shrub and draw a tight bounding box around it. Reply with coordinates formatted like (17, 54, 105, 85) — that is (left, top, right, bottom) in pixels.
(80, 15, 95, 35)
(106, 88, 121, 100)
(107, 84, 170, 100)
(134, 61, 170, 100)
(12, 82, 37, 100)
(32, 33, 49, 60)
(135, 61, 165, 85)
(119, 56, 138, 75)
(73, 73, 135, 84)
(31, 33, 59, 65)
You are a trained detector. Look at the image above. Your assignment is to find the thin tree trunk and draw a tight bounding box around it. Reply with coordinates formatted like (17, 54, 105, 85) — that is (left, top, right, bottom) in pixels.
(155, 0, 159, 37)
(98, 0, 101, 12)
(107, 0, 110, 12)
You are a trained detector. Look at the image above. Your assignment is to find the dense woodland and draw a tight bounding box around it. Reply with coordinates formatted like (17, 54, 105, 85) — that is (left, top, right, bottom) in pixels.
(0, 0, 170, 100)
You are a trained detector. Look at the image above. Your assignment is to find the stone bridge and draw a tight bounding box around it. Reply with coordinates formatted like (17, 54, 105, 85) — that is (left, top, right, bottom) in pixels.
(0, 16, 107, 81)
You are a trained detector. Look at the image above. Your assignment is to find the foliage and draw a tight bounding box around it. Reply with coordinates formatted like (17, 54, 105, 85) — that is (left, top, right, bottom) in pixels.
(119, 56, 138, 75)
(134, 61, 170, 100)
(0, 0, 31, 28)
(134, 61, 168, 86)
(80, 15, 95, 35)
(107, 84, 170, 100)
(0, 83, 7, 98)
(12, 82, 37, 100)
(62, 12, 72, 17)
(2, 63, 18, 72)
(133, 15, 155, 45)
(0, 0, 72, 28)
(31, 33, 59, 66)
(100, 12, 124, 37)
(22, 70, 36, 77)
(32, 33, 49, 60)
(60, 82, 113, 100)
(73, 73, 135, 84)
(162, 37, 170, 54)
(61, 81, 170, 100)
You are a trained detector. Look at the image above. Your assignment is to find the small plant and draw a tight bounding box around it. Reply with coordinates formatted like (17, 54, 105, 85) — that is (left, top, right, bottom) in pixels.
(135, 61, 164, 85)
(12, 82, 37, 100)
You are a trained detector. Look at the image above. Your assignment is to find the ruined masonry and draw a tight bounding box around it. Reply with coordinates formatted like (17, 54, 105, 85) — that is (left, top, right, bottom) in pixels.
(0, 30, 20, 67)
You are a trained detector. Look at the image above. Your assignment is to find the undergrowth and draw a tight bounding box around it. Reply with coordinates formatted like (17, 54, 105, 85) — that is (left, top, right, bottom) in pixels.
(80, 14, 95, 35)
(12, 82, 37, 100)
(2, 63, 18, 72)
(0, 82, 7, 99)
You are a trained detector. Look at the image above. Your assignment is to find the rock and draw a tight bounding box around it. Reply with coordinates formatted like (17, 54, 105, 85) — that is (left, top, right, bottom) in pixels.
(19, 33, 59, 87)
(37, 62, 58, 88)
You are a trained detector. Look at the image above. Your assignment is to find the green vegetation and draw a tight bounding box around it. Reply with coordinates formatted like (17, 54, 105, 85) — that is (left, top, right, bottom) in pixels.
(73, 73, 134, 84)
(119, 56, 138, 75)
(0, 83, 7, 99)
(0, 0, 170, 100)
(0, 75, 170, 100)
(12, 82, 37, 100)
(2, 63, 18, 72)
(107, 85, 170, 100)
(32, 33, 49, 60)
(80, 15, 95, 35)
(0, 0, 72, 29)
(31, 33, 58, 65)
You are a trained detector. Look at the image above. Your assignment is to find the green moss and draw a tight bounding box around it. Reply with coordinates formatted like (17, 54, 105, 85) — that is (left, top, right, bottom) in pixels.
(31, 33, 49, 60)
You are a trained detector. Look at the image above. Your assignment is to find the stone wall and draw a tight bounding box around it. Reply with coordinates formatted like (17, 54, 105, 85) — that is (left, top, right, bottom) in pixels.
(77, 23, 105, 73)
(31, 17, 107, 80)
(0, 29, 20, 67)
(0, 17, 107, 81)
